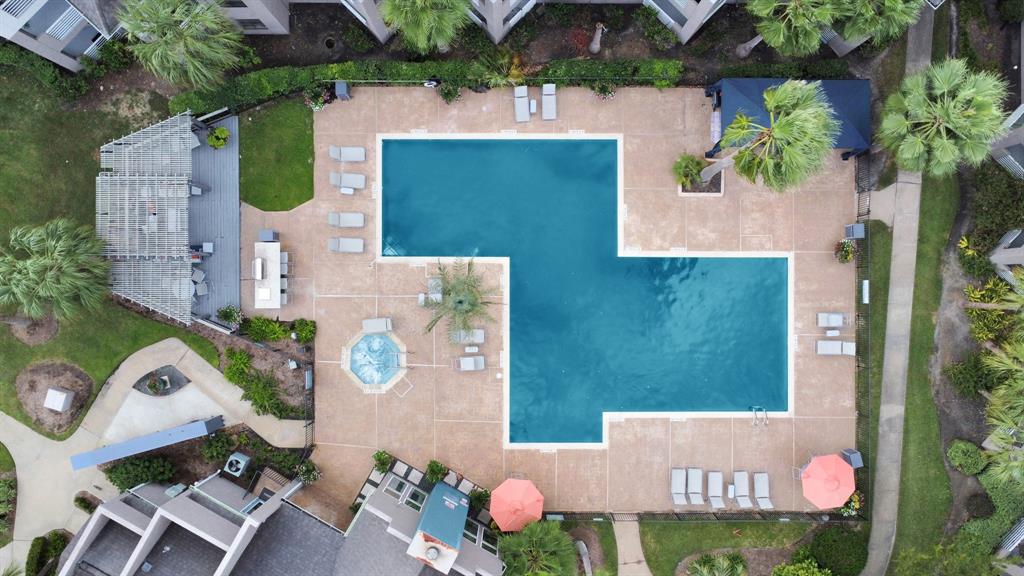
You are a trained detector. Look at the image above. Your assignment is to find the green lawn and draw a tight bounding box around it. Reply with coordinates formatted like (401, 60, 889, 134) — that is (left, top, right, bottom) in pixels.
(864, 221, 893, 491)
(592, 522, 618, 576)
(891, 173, 958, 557)
(932, 2, 951, 61)
(639, 522, 812, 576)
(0, 443, 14, 473)
(239, 97, 314, 211)
(0, 68, 219, 439)
(874, 35, 908, 190)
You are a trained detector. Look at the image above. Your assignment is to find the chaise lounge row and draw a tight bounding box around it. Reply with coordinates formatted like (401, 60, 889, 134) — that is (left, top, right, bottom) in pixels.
(671, 468, 773, 510)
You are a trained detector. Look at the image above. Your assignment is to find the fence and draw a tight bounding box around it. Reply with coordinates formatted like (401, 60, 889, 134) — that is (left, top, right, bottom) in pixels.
(549, 511, 863, 524)
(853, 153, 873, 520)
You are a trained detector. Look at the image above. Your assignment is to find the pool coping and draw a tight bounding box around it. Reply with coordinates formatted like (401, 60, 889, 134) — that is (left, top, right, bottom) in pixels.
(375, 133, 795, 450)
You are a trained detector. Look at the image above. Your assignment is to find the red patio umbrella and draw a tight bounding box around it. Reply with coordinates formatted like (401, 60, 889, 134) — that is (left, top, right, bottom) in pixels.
(490, 478, 544, 532)
(801, 454, 855, 510)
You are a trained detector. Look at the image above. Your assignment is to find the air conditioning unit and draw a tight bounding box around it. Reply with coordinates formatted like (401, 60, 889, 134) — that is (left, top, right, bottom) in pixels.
(224, 452, 251, 478)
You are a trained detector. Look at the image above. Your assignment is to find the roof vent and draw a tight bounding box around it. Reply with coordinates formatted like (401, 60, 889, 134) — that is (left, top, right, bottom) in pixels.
(425, 546, 440, 561)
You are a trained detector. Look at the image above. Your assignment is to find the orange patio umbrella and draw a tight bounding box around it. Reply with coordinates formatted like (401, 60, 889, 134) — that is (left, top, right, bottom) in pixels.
(801, 454, 855, 510)
(490, 478, 544, 532)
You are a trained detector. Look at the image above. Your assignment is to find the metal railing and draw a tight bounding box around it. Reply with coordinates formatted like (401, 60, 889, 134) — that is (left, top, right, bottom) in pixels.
(853, 172, 873, 520)
(550, 511, 864, 524)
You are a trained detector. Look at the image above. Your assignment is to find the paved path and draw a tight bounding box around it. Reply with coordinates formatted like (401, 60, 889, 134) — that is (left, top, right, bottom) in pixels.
(613, 521, 654, 576)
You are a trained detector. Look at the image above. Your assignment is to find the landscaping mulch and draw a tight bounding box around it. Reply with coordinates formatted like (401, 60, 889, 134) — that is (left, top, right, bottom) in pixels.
(5, 315, 59, 346)
(568, 525, 607, 574)
(15, 361, 93, 435)
(131, 365, 190, 397)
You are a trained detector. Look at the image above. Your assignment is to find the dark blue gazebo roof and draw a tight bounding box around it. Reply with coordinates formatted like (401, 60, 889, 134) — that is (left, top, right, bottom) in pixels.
(711, 78, 871, 153)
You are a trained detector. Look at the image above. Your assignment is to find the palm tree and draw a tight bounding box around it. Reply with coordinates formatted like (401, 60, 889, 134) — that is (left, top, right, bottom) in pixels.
(498, 521, 577, 576)
(424, 259, 497, 342)
(740, 0, 844, 57)
(1, 565, 22, 576)
(879, 59, 1009, 177)
(700, 80, 839, 193)
(689, 552, 747, 576)
(379, 0, 471, 54)
(0, 219, 109, 322)
(839, 0, 922, 45)
(117, 0, 245, 87)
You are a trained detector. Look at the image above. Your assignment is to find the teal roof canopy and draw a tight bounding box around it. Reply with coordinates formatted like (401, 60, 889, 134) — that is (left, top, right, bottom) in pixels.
(415, 483, 469, 550)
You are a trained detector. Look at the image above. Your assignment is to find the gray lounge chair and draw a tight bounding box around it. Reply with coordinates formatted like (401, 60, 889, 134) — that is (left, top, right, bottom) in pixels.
(670, 468, 687, 506)
(329, 146, 366, 162)
(754, 472, 773, 510)
(817, 312, 846, 328)
(708, 471, 725, 510)
(733, 471, 753, 509)
(330, 171, 365, 190)
(328, 237, 364, 253)
(451, 329, 485, 344)
(542, 84, 557, 120)
(418, 277, 443, 306)
(328, 212, 365, 228)
(457, 356, 486, 372)
(362, 317, 393, 333)
(687, 468, 704, 505)
(194, 281, 208, 296)
(817, 340, 856, 356)
(514, 86, 530, 123)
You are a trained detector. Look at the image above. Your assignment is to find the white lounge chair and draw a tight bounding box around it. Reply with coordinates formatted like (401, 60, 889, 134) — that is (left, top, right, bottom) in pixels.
(687, 468, 704, 505)
(451, 329, 485, 344)
(670, 468, 687, 506)
(328, 212, 364, 228)
(330, 171, 365, 190)
(733, 471, 753, 509)
(817, 340, 856, 356)
(362, 317, 392, 334)
(329, 146, 366, 162)
(754, 472, 773, 510)
(817, 312, 846, 328)
(457, 355, 486, 372)
(418, 277, 443, 306)
(541, 84, 557, 120)
(708, 471, 725, 510)
(328, 237, 364, 253)
(514, 85, 530, 123)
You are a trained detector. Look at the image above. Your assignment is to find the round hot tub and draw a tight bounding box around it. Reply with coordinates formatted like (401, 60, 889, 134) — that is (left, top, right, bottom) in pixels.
(343, 332, 407, 393)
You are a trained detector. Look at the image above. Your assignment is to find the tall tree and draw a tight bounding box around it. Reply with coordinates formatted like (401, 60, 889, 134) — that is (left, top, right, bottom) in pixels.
(379, 0, 471, 54)
(879, 58, 1009, 177)
(743, 0, 844, 57)
(498, 521, 576, 576)
(0, 219, 109, 321)
(840, 0, 922, 45)
(701, 80, 839, 192)
(118, 0, 245, 87)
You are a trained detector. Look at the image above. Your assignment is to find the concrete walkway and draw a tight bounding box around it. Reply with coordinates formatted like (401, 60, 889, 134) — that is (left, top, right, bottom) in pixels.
(862, 9, 935, 576)
(613, 521, 654, 576)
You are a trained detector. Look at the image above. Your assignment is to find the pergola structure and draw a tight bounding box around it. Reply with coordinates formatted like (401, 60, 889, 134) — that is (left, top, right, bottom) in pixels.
(96, 113, 196, 324)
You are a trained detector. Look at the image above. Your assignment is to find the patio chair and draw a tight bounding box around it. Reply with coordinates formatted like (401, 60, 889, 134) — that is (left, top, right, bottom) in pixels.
(362, 317, 393, 333)
(418, 277, 443, 307)
(281, 292, 289, 306)
(670, 468, 687, 506)
(328, 212, 365, 228)
(708, 471, 725, 510)
(194, 281, 209, 296)
(330, 171, 365, 190)
(451, 329, 485, 345)
(687, 468, 704, 505)
(816, 312, 846, 328)
(280, 252, 289, 264)
(457, 356, 486, 372)
(754, 472, 774, 510)
(842, 341, 856, 356)
(280, 262, 289, 276)
(280, 278, 288, 291)
(191, 268, 205, 283)
(733, 471, 753, 509)
(542, 84, 557, 121)
(514, 86, 530, 123)
(329, 145, 366, 162)
(328, 237, 364, 253)
(816, 340, 842, 356)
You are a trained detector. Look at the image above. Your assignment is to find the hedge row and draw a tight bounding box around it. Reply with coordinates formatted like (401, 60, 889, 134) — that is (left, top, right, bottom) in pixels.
(169, 58, 685, 115)
(0, 41, 88, 100)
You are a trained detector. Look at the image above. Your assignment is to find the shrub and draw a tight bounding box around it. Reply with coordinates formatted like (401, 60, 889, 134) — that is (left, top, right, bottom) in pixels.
(967, 164, 1024, 254)
(469, 488, 490, 510)
(0, 478, 16, 504)
(454, 25, 496, 58)
(292, 318, 317, 344)
(943, 352, 1003, 396)
(947, 439, 987, 475)
(207, 126, 231, 149)
(999, 0, 1024, 22)
(635, 6, 677, 51)
(673, 154, 705, 188)
(341, 24, 377, 53)
(504, 12, 540, 51)
(958, 236, 994, 279)
(834, 239, 856, 263)
(771, 560, 833, 576)
(96, 39, 135, 72)
(373, 450, 394, 473)
(74, 495, 97, 513)
(602, 5, 628, 29)
(544, 4, 576, 27)
(242, 370, 296, 418)
(295, 460, 321, 484)
(243, 316, 288, 342)
(217, 305, 243, 325)
(25, 536, 47, 576)
(0, 42, 89, 100)
(201, 433, 235, 462)
(426, 459, 448, 484)
(438, 82, 462, 104)
(47, 530, 69, 560)
(104, 457, 175, 491)
(721, 60, 850, 80)
(964, 278, 1014, 343)
(224, 347, 253, 385)
(966, 491, 995, 519)
(809, 526, 868, 576)
(961, 472, 1024, 549)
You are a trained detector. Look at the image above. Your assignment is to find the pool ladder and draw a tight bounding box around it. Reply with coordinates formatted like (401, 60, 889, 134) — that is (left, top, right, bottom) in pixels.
(750, 406, 769, 427)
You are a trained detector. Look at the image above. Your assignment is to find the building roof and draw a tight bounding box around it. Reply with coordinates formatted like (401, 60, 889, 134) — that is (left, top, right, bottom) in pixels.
(332, 513, 437, 576)
(713, 78, 872, 152)
(231, 502, 345, 576)
(416, 483, 469, 551)
(67, 0, 121, 37)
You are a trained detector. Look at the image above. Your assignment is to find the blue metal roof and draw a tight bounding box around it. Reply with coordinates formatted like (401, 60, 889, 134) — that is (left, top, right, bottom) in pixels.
(713, 78, 872, 153)
(415, 483, 468, 550)
(70, 417, 224, 471)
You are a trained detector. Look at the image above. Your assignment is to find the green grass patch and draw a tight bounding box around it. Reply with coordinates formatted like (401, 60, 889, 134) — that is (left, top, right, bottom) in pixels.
(239, 98, 314, 211)
(891, 173, 958, 556)
(873, 34, 907, 190)
(867, 220, 893, 473)
(0, 444, 13, 473)
(593, 521, 618, 576)
(639, 521, 811, 576)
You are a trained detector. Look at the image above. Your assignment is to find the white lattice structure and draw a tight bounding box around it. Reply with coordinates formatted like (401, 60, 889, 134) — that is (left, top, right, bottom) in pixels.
(96, 113, 196, 324)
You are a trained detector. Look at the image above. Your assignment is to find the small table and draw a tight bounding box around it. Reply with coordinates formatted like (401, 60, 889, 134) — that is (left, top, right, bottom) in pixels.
(825, 329, 840, 337)
(464, 346, 479, 353)
(258, 229, 278, 242)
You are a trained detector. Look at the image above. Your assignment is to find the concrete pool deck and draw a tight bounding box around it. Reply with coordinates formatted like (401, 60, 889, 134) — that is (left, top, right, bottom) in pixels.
(239, 87, 857, 525)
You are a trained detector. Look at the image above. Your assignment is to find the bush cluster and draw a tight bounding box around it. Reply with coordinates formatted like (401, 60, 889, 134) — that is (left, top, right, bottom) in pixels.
(809, 526, 868, 576)
(224, 347, 253, 385)
(201, 432, 235, 462)
(74, 495, 97, 513)
(224, 348, 302, 419)
(341, 24, 377, 54)
(373, 449, 394, 473)
(0, 478, 15, 532)
(947, 439, 987, 476)
(1000, 0, 1024, 22)
(635, 6, 678, 51)
(243, 316, 289, 342)
(0, 39, 134, 102)
(292, 318, 317, 344)
(204, 431, 305, 479)
(720, 60, 850, 80)
(426, 459, 449, 484)
(104, 457, 175, 491)
(960, 472, 1024, 551)
(169, 58, 686, 115)
(943, 352, 1003, 396)
(966, 164, 1024, 254)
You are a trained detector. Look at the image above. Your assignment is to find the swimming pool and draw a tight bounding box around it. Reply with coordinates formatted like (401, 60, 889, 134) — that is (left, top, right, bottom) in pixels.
(380, 137, 789, 445)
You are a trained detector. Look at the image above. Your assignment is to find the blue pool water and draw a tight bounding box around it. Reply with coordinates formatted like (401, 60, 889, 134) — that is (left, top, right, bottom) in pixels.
(350, 334, 401, 386)
(381, 139, 788, 444)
